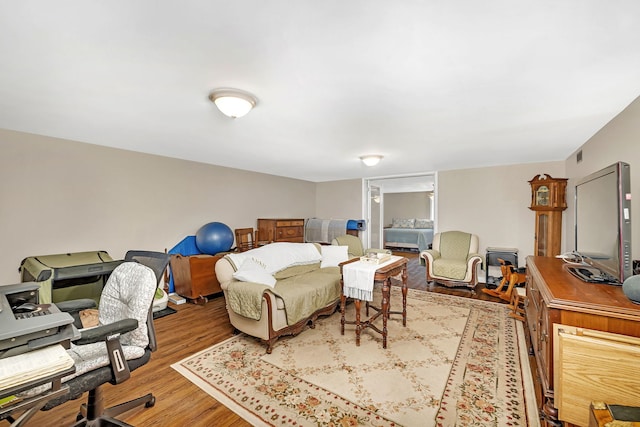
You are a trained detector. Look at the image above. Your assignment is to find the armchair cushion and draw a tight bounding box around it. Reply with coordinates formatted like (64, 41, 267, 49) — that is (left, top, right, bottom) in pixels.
(433, 258, 469, 280)
(438, 231, 472, 260)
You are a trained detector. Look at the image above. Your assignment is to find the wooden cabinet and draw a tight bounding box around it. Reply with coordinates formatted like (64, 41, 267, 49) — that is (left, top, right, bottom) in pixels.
(525, 256, 640, 426)
(170, 254, 223, 303)
(529, 174, 567, 257)
(532, 211, 564, 257)
(257, 218, 304, 243)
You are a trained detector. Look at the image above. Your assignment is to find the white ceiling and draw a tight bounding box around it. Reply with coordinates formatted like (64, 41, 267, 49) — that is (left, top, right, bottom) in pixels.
(1, 1, 639, 182)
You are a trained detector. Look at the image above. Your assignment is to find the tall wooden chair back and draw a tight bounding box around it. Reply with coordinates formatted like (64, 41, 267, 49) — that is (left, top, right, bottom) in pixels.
(235, 228, 258, 252)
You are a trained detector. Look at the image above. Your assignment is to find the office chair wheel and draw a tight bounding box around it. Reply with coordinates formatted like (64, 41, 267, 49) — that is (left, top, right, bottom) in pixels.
(146, 396, 156, 408)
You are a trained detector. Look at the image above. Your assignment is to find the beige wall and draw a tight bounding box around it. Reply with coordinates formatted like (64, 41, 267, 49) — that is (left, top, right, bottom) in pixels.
(437, 161, 566, 267)
(384, 192, 432, 226)
(315, 179, 362, 220)
(564, 95, 640, 260)
(0, 129, 317, 284)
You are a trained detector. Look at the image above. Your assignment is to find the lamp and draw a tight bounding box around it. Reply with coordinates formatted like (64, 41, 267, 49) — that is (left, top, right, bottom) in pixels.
(209, 88, 257, 118)
(360, 155, 383, 166)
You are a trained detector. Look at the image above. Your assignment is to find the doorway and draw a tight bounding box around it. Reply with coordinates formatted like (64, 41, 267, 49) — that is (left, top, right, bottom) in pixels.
(363, 174, 437, 249)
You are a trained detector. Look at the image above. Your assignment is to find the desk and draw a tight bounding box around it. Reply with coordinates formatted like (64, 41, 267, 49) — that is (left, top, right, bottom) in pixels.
(339, 256, 408, 348)
(0, 283, 77, 426)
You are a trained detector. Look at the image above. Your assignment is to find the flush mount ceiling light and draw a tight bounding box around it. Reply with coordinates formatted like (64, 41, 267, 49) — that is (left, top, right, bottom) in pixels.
(209, 88, 257, 118)
(360, 155, 383, 166)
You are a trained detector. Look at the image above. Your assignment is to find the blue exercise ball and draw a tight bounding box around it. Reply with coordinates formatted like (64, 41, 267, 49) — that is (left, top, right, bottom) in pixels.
(195, 222, 234, 255)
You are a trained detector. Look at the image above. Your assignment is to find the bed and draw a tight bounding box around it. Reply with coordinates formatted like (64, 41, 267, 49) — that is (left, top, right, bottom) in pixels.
(383, 218, 434, 252)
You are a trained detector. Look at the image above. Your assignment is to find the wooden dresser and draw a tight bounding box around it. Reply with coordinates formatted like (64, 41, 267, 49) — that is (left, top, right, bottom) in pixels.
(525, 256, 640, 426)
(257, 218, 304, 243)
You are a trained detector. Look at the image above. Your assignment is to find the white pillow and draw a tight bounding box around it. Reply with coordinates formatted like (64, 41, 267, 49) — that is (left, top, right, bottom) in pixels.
(414, 218, 434, 229)
(321, 245, 349, 268)
(233, 258, 277, 288)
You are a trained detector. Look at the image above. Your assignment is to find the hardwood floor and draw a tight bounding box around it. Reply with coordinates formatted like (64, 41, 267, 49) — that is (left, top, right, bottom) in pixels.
(29, 251, 506, 426)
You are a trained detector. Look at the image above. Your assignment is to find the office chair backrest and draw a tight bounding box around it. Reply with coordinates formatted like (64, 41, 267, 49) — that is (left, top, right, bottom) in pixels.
(100, 262, 157, 348)
(124, 250, 171, 286)
(123, 250, 171, 351)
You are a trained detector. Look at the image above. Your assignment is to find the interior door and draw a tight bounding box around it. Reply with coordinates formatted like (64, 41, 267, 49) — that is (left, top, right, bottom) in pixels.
(368, 184, 382, 249)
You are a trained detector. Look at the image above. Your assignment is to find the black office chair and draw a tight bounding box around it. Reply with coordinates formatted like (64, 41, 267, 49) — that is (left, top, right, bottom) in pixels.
(43, 250, 170, 426)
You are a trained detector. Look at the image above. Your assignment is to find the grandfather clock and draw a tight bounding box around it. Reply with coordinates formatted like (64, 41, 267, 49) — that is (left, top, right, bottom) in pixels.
(529, 174, 568, 257)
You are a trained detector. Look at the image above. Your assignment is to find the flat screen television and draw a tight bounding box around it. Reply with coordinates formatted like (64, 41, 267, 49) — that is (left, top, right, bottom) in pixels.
(573, 161, 632, 284)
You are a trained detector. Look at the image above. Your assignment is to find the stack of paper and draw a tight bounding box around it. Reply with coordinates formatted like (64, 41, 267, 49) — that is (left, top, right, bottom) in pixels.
(0, 345, 74, 391)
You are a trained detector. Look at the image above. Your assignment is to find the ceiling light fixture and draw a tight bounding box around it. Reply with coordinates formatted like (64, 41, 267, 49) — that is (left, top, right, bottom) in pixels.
(209, 88, 257, 118)
(360, 155, 383, 166)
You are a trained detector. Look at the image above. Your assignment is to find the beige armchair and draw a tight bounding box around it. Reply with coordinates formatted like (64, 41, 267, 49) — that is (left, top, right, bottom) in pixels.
(420, 231, 482, 289)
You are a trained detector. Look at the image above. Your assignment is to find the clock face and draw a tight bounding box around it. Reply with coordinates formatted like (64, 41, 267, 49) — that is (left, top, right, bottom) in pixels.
(536, 185, 550, 206)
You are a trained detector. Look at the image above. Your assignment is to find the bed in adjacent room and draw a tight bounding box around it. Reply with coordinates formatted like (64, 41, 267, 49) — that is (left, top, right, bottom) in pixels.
(383, 218, 434, 252)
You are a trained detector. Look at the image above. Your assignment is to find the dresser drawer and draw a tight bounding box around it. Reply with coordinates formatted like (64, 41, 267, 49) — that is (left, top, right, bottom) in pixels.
(276, 220, 304, 227)
(277, 226, 303, 239)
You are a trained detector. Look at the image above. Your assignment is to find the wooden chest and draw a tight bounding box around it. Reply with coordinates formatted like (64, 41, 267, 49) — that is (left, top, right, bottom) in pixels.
(170, 254, 223, 303)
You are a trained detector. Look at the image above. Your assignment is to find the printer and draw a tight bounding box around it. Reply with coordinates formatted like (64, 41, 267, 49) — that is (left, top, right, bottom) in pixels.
(0, 282, 76, 359)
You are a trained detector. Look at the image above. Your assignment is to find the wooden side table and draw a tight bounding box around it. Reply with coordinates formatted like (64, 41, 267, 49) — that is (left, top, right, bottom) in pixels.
(339, 256, 408, 348)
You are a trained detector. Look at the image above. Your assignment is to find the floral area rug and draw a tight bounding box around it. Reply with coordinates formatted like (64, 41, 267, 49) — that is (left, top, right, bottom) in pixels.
(172, 288, 536, 426)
